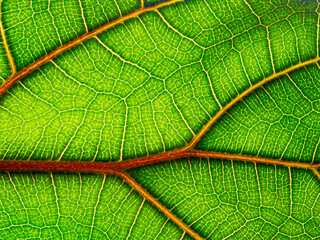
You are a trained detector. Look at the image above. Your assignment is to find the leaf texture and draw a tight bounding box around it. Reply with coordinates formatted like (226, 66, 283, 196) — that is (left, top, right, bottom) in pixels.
(0, 0, 320, 239)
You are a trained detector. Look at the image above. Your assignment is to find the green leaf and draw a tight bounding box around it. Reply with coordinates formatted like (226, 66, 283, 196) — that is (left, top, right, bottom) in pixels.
(0, 0, 320, 239)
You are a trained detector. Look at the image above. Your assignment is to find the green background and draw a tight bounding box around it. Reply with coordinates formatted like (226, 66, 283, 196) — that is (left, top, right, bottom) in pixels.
(0, 0, 320, 238)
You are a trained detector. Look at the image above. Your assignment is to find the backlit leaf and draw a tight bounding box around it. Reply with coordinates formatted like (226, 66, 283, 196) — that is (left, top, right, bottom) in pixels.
(0, 0, 320, 239)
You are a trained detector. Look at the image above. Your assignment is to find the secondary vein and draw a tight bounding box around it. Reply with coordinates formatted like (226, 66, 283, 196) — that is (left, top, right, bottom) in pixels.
(183, 57, 320, 150)
(116, 170, 205, 240)
(0, 0, 183, 95)
(0, 0, 16, 79)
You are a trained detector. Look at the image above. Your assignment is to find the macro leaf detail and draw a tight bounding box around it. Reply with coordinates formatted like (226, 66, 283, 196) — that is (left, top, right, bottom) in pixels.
(0, 0, 320, 239)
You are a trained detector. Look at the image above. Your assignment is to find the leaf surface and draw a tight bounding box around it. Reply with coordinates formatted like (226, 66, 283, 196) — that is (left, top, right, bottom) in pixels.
(0, 0, 320, 239)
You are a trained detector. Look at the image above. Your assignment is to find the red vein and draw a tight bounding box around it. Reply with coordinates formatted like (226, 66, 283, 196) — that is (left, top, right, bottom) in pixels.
(0, 0, 318, 176)
(115, 170, 204, 240)
(0, 1, 319, 238)
(0, 150, 319, 173)
(0, 0, 182, 95)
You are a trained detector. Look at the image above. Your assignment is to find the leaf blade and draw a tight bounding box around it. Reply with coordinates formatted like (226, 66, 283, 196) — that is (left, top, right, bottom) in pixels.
(1, 0, 320, 239)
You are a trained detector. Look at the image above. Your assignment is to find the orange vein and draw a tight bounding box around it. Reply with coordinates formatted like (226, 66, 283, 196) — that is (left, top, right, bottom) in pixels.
(0, 0, 16, 79)
(187, 151, 320, 169)
(183, 57, 320, 150)
(115, 170, 204, 240)
(0, 150, 319, 173)
(312, 168, 320, 180)
(0, 0, 183, 95)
